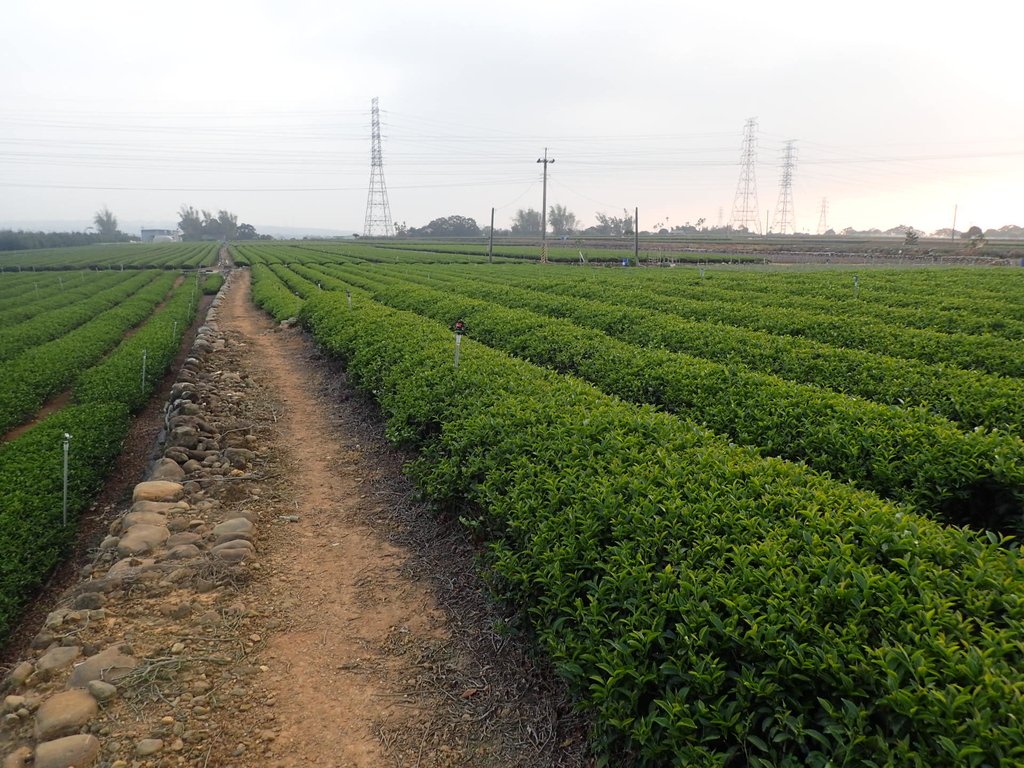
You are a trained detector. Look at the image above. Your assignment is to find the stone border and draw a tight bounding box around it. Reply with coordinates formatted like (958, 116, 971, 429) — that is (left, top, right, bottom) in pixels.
(2, 270, 269, 768)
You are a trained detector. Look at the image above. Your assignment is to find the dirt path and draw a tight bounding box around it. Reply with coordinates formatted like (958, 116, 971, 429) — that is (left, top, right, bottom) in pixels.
(1, 269, 587, 768)
(217, 269, 449, 765)
(210, 271, 588, 767)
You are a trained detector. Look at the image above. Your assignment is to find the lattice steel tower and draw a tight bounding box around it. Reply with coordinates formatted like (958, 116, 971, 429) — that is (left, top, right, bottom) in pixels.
(772, 140, 798, 235)
(817, 197, 829, 234)
(363, 97, 394, 238)
(730, 118, 761, 233)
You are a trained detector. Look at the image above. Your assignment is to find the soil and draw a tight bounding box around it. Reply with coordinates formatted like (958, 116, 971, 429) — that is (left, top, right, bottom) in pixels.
(1, 268, 592, 767)
(204, 270, 591, 767)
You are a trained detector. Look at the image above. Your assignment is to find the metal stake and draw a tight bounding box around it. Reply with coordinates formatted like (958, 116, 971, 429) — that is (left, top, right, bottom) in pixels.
(62, 433, 71, 527)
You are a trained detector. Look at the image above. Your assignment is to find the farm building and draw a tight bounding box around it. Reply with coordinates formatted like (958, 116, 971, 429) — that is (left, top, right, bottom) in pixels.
(140, 228, 182, 242)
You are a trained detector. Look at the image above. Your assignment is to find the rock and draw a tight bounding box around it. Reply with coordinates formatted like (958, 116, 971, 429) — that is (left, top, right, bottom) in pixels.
(2, 746, 32, 768)
(165, 602, 193, 620)
(99, 535, 120, 550)
(197, 611, 222, 627)
(36, 647, 81, 679)
(121, 510, 168, 529)
(135, 738, 164, 757)
(163, 447, 190, 464)
(117, 524, 169, 556)
(85, 680, 117, 702)
(211, 518, 255, 538)
(106, 557, 156, 580)
(166, 517, 190, 533)
(214, 531, 253, 546)
(34, 689, 98, 740)
(169, 426, 200, 450)
(181, 459, 203, 474)
(164, 544, 202, 560)
(76, 579, 112, 595)
(132, 481, 184, 504)
(149, 458, 185, 483)
(66, 646, 138, 688)
(71, 593, 105, 611)
(223, 448, 255, 468)
(130, 500, 177, 517)
(211, 540, 255, 562)
(33, 734, 101, 768)
(2, 661, 33, 691)
(166, 532, 202, 547)
(3, 696, 26, 716)
(165, 567, 196, 584)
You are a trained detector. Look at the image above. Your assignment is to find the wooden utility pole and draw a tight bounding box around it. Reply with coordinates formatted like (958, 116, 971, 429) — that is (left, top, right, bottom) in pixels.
(488, 207, 494, 264)
(537, 148, 555, 263)
(634, 207, 639, 264)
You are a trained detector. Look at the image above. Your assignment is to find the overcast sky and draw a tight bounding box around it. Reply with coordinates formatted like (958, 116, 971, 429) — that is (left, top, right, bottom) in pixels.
(2, 0, 1021, 236)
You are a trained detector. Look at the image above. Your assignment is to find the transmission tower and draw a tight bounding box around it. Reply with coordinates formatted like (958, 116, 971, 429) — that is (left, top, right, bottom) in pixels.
(363, 97, 394, 238)
(772, 140, 798, 235)
(817, 197, 829, 234)
(730, 118, 760, 233)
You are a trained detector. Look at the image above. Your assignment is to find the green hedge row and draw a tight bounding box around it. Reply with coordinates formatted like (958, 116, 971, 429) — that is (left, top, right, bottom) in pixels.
(0, 271, 131, 327)
(0, 271, 158, 362)
(305, 266, 1024, 532)
(74, 281, 199, 411)
(248, 264, 304, 320)
(0, 272, 177, 434)
(501, 272, 1024, 378)
(0, 404, 130, 643)
(373, 264, 1024, 436)
(201, 271, 224, 295)
(298, 290, 1024, 766)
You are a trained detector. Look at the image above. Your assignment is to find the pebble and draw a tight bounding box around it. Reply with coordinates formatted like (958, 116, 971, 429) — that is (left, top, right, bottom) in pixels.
(33, 734, 101, 768)
(85, 680, 117, 702)
(135, 738, 164, 756)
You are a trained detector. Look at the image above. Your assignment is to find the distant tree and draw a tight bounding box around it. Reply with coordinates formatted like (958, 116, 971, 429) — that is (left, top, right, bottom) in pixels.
(178, 206, 205, 241)
(511, 208, 542, 235)
(548, 204, 578, 236)
(394, 221, 408, 237)
(965, 225, 986, 249)
(586, 209, 634, 237)
(93, 207, 119, 240)
(904, 230, 919, 247)
(236, 223, 258, 240)
(216, 210, 238, 240)
(407, 215, 480, 237)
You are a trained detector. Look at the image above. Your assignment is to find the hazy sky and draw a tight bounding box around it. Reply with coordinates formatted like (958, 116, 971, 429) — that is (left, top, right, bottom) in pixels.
(2, 0, 1022, 235)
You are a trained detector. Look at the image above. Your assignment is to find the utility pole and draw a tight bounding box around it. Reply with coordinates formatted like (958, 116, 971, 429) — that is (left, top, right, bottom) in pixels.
(537, 148, 555, 263)
(634, 207, 639, 264)
(817, 197, 829, 234)
(952, 204, 958, 241)
(488, 207, 494, 264)
(363, 97, 394, 238)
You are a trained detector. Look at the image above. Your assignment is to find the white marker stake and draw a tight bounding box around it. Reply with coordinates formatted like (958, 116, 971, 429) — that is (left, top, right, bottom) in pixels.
(141, 349, 148, 393)
(346, 290, 352, 310)
(454, 333, 462, 370)
(62, 433, 71, 527)
(854, 275, 860, 299)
